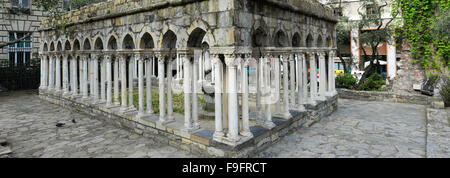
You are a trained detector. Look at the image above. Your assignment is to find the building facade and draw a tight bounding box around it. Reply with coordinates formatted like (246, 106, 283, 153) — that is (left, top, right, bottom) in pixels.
(321, 0, 399, 80)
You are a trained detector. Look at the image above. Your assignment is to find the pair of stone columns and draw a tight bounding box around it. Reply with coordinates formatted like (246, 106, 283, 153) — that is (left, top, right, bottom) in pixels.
(213, 54, 253, 144)
(182, 54, 199, 130)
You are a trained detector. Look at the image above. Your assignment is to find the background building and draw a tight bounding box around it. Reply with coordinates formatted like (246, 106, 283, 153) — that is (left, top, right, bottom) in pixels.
(320, 0, 400, 80)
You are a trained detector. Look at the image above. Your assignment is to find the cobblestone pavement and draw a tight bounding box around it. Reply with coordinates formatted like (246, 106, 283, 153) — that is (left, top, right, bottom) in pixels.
(259, 99, 449, 158)
(0, 90, 195, 158)
(1, 91, 448, 158)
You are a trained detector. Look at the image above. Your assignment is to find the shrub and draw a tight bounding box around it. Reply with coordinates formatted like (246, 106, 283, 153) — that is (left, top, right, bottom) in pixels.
(358, 73, 386, 91)
(335, 73, 357, 89)
(439, 78, 450, 107)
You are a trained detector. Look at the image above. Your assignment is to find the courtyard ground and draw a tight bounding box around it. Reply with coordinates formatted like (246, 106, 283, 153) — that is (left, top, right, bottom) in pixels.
(0, 90, 448, 158)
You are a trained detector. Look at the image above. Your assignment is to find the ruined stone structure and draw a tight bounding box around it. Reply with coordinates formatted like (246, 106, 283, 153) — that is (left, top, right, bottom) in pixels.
(38, 0, 339, 157)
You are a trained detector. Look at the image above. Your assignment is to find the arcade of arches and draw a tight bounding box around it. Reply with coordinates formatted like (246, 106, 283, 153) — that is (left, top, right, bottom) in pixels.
(38, 0, 339, 155)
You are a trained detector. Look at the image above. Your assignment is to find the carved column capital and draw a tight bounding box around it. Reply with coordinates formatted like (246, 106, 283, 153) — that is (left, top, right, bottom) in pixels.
(224, 54, 241, 67)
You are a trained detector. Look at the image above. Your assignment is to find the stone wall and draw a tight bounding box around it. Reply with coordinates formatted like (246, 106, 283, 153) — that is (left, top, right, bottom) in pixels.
(0, 0, 53, 62)
(337, 88, 444, 108)
(39, 89, 338, 158)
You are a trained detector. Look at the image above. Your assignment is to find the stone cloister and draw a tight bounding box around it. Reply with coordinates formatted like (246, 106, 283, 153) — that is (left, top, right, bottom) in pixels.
(38, 0, 338, 157)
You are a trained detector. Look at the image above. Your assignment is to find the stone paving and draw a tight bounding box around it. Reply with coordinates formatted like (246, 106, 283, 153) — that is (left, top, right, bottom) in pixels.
(0, 90, 195, 158)
(259, 99, 449, 158)
(0, 90, 448, 158)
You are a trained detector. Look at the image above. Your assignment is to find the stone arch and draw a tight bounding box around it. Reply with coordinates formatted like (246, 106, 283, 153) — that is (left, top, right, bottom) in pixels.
(50, 41, 55, 51)
(292, 32, 301, 47)
(326, 35, 332, 48)
(252, 27, 269, 47)
(94, 37, 104, 50)
(107, 35, 118, 50)
(273, 30, 288, 47)
(317, 34, 323, 47)
(122, 33, 135, 49)
(306, 33, 314, 48)
(83, 38, 92, 50)
(72, 39, 81, 51)
(43, 42, 48, 52)
(139, 32, 155, 49)
(187, 27, 207, 48)
(57, 41, 62, 51)
(187, 20, 215, 47)
(64, 40, 71, 51)
(162, 30, 177, 49)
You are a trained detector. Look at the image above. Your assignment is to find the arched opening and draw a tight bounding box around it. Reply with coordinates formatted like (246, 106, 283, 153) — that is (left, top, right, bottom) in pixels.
(50, 42, 55, 51)
(43, 43, 48, 52)
(187, 28, 206, 48)
(252, 27, 268, 47)
(326, 36, 332, 48)
(64, 41, 71, 51)
(73, 39, 80, 51)
(274, 30, 288, 47)
(306, 34, 313, 48)
(162, 30, 177, 49)
(94, 38, 104, 50)
(107, 36, 117, 50)
(317, 35, 323, 47)
(122, 34, 135, 49)
(83, 39, 91, 50)
(140, 33, 154, 49)
(57, 41, 62, 51)
(292, 32, 301, 47)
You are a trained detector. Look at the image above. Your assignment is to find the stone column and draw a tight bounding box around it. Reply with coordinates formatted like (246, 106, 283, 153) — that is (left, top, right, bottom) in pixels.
(82, 55, 88, 98)
(192, 54, 199, 129)
(146, 55, 154, 114)
(274, 54, 281, 114)
(318, 52, 326, 100)
(92, 54, 100, 100)
(297, 53, 305, 111)
(100, 56, 106, 101)
(225, 55, 240, 143)
(256, 56, 263, 124)
(55, 55, 61, 92)
(48, 55, 54, 91)
(241, 55, 252, 137)
(128, 55, 136, 109)
(183, 55, 192, 129)
(309, 52, 318, 104)
(137, 54, 144, 115)
(328, 51, 337, 96)
(263, 53, 275, 128)
(167, 55, 174, 121)
(71, 56, 78, 95)
(41, 55, 48, 90)
(89, 55, 94, 98)
(213, 54, 224, 140)
(302, 53, 308, 104)
(39, 54, 45, 89)
(120, 54, 127, 109)
(106, 55, 112, 106)
(289, 53, 295, 106)
(62, 54, 69, 95)
(157, 54, 166, 123)
(281, 53, 291, 118)
(114, 55, 119, 104)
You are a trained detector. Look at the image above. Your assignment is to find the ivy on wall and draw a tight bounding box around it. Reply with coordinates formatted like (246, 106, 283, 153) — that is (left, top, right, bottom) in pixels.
(392, 0, 449, 71)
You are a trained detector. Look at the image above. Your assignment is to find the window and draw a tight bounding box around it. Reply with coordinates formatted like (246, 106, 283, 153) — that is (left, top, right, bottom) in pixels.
(8, 32, 33, 67)
(366, 5, 378, 16)
(62, 0, 72, 11)
(11, 0, 30, 8)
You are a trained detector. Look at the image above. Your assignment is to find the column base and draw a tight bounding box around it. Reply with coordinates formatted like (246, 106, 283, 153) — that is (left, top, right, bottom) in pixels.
(317, 95, 326, 101)
(326, 90, 338, 96)
(213, 131, 225, 142)
(158, 117, 175, 125)
(275, 111, 292, 119)
(239, 130, 253, 138)
(262, 120, 276, 129)
(295, 104, 306, 112)
(146, 109, 154, 114)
